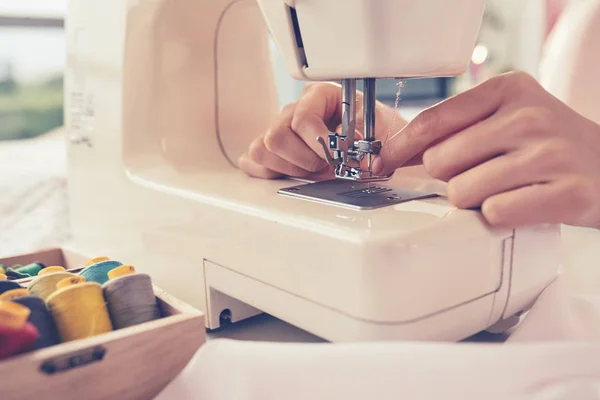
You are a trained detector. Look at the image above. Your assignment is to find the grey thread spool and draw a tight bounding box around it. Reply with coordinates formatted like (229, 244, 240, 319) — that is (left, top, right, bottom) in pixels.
(102, 269, 161, 329)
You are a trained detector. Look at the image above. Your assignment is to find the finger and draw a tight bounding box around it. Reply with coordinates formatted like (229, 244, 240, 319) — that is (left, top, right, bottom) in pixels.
(238, 153, 283, 180)
(446, 150, 542, 209)
(373, 75, 509, 175)
(421, 117, 511, 182)
(481, 179, 588, 227)
(290, 85, 342, 156)
(265, 123, 329, 172)
(249, 137, 314, 178)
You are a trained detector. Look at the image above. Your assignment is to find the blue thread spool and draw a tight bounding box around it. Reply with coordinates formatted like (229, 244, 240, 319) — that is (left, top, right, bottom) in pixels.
(79, 260, 122, 285)
(0, 281, 22, 295)
(11, 296, 60, 349)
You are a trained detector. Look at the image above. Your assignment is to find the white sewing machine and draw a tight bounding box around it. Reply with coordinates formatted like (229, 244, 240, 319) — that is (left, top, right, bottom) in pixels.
(64, 0, 560, 342)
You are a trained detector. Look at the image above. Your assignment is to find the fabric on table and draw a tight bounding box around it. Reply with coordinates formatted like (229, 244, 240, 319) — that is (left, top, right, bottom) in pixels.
(155, 276, 600, 400)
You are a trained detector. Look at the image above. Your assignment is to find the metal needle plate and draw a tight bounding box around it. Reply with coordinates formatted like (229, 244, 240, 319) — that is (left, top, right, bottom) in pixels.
(278, 179, 439, 210)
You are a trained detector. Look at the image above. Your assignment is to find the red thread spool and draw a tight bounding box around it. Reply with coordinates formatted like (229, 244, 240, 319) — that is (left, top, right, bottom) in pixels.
(0, 301, 39, 359)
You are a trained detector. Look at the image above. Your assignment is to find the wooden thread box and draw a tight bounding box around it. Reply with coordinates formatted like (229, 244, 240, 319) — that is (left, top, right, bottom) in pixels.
(0, 247, 206, 400)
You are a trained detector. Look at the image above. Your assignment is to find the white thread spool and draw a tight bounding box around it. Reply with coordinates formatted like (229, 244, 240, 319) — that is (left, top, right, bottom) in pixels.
(102, 265, 161, 329)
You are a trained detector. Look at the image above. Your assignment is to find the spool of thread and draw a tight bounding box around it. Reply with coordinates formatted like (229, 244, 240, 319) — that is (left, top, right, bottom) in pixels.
(14, 262, 45, 277)
(0, 274, 6, 280)
(0, 280, 22, 295)
(103, 265, 161, 329)
(0, 266, 4, 274)
(5, 269, 29, 280)
(46, 278, 113, 342)
(28, 272, 74, 301)
(12, 296, 61, 349)
(80, 260, 122, 285)
(0, 288, 29, 301)
(85, 256, 111, 267)
(0, 301, 39, 359)
(38, 266, 66, 276)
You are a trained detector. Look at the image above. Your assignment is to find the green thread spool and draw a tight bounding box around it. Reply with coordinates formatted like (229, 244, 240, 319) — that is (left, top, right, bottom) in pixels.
(14, 263, 45, 277)
(28, 272, 75, 301)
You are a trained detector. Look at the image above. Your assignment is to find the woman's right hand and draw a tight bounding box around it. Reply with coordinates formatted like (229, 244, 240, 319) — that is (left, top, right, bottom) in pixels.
(239, 82, 407, 180)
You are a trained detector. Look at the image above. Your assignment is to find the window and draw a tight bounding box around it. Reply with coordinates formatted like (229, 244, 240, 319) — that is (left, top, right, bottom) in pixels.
(0, 1, 65, 140)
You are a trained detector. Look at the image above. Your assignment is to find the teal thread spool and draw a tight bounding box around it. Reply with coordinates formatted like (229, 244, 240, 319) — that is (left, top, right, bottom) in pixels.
(80, 260, 122, 285)
(102, 265, 161, 329)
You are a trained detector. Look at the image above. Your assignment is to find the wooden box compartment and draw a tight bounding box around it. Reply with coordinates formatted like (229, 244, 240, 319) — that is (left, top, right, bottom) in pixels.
(0, 247, 206, 400)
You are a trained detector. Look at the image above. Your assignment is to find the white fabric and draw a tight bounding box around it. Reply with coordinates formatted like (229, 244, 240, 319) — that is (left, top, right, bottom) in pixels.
(156, 276, 600, 400)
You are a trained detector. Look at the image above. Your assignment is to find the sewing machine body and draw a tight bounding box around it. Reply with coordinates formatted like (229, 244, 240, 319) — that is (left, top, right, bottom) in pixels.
(65, 0, 561, 342)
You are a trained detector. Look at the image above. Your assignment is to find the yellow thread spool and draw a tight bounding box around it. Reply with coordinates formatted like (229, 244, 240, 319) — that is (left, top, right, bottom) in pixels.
(46, 281, 113, 342)
(29, 272, 75, 301)
(0, 301, 30, 330)
(38, 266, 66, 276)
(56, 276, 86, 290)
(107, 265, 136, 280)
(0, 288, 30, 301)
(0, 266, 5, 274)
(0, 273, 7, 281)
(85, 256, 110, 267)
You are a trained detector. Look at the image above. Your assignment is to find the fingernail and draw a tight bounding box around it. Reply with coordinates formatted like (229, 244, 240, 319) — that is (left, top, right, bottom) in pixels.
(372, 156, 383, 174)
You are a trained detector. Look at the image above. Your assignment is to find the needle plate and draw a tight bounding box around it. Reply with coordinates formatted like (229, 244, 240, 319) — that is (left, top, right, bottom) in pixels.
(278, 179, 438, 210)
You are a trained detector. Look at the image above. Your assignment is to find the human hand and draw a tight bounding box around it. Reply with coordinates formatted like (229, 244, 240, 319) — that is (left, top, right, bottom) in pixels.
(239, 82, 407, 180)
(372, 71, 600, 229)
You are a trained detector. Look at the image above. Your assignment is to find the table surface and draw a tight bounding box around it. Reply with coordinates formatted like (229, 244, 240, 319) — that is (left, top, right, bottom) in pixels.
(3, 127, 600, 344)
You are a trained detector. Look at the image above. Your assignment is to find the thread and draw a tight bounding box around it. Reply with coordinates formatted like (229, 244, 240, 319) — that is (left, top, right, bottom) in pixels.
(0, 266, 4, 274)
(15, 262, 45, 277)
(80, 260, 122, 285)
(38, 266, 66, 276)
(4, 269, 29, 280)
(0, 274, 6, 280)
(0, 280, 22, 295)
(28, 272, 75, 301)
(46, 280, 113, 342)
(102, 265, 161, 329)
(0, 288, 29, 301)
(384, 79, 405, 145)
(12, 296, 61, 349)
(0, 302, 39, 359)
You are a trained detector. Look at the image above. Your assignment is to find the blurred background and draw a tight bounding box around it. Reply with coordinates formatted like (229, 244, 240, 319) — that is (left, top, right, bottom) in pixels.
(0, 0, 575, 141)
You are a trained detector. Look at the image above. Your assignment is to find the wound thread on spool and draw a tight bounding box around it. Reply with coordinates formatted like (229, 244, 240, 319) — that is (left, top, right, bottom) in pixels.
(103, 265, 161, 329)
(46, 278, 113, 342)
(11, 296, 61, 349)
(0, 301, 39, 359)
(29, 272, 75, 301)
(14, 262, 45, 277)
(0, 281, 21, 295)
(0, 274, 6, 280)
(80, 260, 122, 285)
